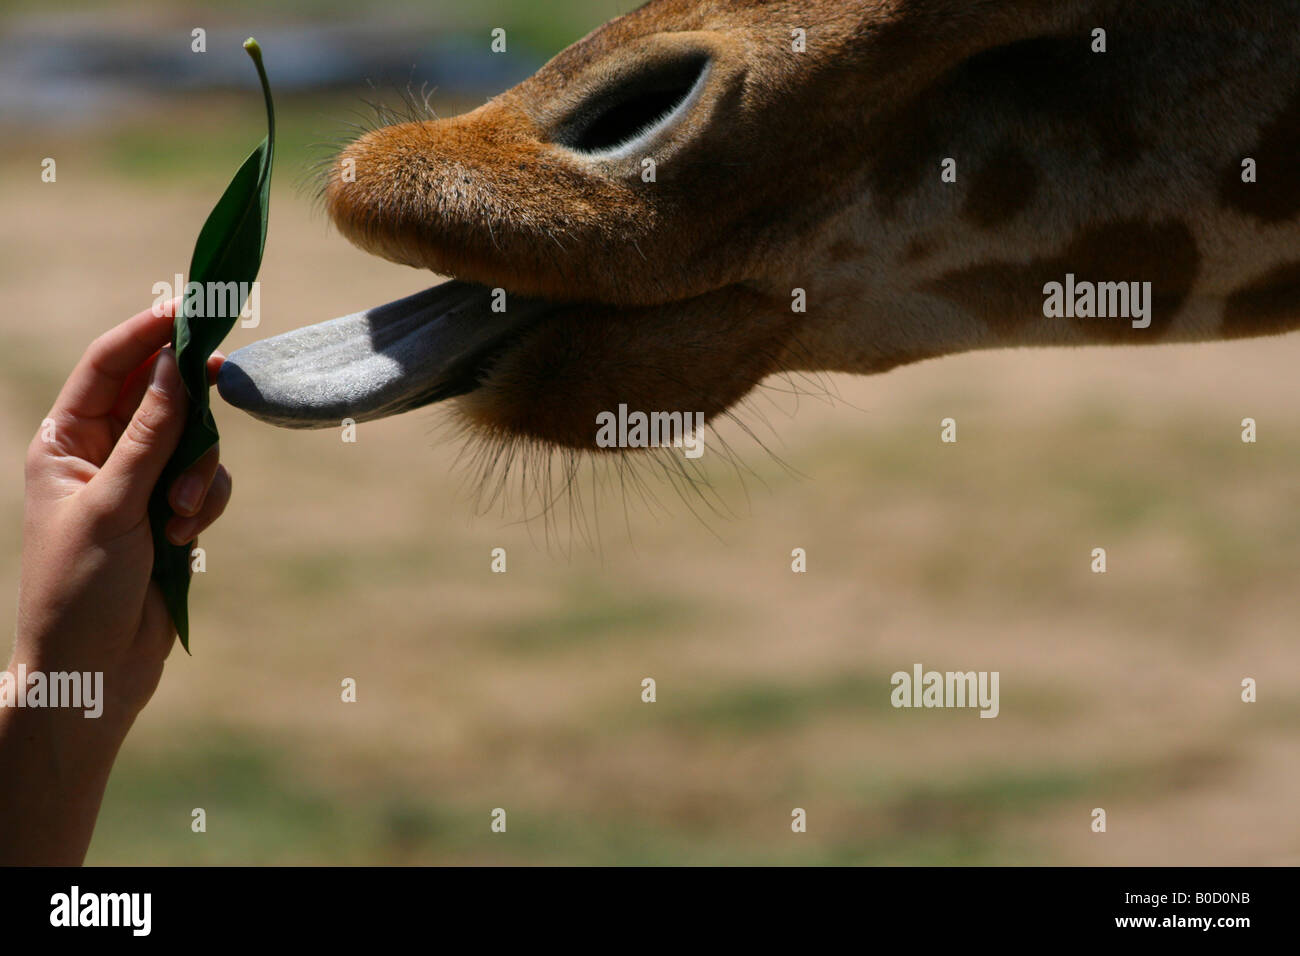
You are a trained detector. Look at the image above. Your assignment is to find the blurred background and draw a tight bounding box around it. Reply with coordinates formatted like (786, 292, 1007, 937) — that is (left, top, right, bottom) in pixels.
(1, 0, 1298, 865)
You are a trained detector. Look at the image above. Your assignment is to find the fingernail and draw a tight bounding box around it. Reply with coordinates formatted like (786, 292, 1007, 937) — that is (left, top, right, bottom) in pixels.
(149, 347, 178, 395)
(174, 474, 204, 515)
(167, 518, 197, 546)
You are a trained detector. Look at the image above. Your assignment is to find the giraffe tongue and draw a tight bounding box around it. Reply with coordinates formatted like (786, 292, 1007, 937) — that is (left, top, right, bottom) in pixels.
(216, 280, 544, 428)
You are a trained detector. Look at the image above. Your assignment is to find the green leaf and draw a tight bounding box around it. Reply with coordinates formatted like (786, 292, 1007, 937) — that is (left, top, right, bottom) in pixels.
(148, 38, 275, 652)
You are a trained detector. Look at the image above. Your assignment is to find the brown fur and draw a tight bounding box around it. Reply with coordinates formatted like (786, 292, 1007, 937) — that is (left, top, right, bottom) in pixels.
(1224, 261, 1300, 337)
(923, 220, 1201, 341)
(963, 144, 1039, 230)
(323, 0, 1300, 451)
(1218, 81, 1300, 224)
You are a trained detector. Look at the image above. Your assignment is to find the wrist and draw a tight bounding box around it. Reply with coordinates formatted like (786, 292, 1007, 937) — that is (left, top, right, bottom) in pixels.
(0, 657, 135, 756)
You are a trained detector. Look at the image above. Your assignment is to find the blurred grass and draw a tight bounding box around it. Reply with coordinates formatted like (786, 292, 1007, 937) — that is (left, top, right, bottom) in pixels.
(90, 730, 1237, 864)
(82, 731, 1083, 864)
(487, 582, 694, 653)
(0, 0, 636, 56)
(50, 92, 486, 184)
(657, 673, 898, 732)
(104, 95, 352, 183)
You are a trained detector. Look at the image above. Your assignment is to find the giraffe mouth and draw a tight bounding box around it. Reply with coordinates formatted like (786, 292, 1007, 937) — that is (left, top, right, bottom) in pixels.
(215, 280, 557, 429)
(216, 32, 776, 441)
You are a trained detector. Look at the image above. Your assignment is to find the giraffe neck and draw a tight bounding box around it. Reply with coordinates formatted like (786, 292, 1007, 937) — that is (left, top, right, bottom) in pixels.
(791, 0, 1300, 376)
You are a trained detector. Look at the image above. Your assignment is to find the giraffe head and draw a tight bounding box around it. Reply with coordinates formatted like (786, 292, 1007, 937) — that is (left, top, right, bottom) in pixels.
(217, 0, 1118, 451)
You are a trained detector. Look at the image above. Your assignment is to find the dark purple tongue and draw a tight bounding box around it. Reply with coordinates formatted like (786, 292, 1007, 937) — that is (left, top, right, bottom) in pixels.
(216, 280, 546, 428)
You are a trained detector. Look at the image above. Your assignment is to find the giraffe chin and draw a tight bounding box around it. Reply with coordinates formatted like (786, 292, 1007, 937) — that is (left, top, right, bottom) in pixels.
(215, 280, 554, 430)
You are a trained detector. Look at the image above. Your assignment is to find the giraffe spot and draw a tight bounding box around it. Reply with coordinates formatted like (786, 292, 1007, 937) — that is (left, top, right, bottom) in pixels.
(904, 237, 936, 262)
(865, 85, 945, 219)
(1223, 261, 1300, 338)
(922, 220, 1199, 341)
(1218, 84, 1300, 224)
(962, 35, 1142, 166)
(867, 34, 1142, 220)
(963, 144, 1039, 229)
(828, 240, 864, 263)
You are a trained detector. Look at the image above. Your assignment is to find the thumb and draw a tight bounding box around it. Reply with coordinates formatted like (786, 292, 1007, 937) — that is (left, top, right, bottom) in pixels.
(95, 347, 189, 517)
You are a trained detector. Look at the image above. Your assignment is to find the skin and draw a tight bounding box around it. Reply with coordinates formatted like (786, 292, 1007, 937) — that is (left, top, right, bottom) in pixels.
(1, 302, 233, 865)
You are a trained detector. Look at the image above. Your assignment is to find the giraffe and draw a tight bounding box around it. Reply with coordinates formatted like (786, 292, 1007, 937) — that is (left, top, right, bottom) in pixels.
(217, 0, 1300, 458)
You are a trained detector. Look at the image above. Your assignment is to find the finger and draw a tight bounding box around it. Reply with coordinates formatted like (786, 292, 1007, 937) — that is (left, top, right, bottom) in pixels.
(110, 349, 224, 439)
(166, 465, 232, 545)
(109, 348, 163, 434)
(54, 299, 179, 423)
(91, 347, 188, 517)
(169, 443, 220, 517)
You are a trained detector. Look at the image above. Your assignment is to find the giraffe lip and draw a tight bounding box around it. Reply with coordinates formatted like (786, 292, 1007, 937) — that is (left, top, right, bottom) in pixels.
(216, 280, 553, 428)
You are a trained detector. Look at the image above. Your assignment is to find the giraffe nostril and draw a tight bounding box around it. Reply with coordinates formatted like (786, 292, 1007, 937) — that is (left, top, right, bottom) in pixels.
(554, 52, 711, 156)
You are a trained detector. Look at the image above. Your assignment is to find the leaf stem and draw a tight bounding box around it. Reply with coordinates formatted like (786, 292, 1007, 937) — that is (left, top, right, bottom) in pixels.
(243, 38, 275, 147)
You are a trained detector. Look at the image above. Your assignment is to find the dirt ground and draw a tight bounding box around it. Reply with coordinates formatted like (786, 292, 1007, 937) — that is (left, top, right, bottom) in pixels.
(2, 107, 1298, 864)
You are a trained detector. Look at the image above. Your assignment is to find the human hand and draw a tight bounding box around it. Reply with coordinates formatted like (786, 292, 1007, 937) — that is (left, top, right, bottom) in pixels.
(1, 301, 233, 864)
(14, 300, 233, 715)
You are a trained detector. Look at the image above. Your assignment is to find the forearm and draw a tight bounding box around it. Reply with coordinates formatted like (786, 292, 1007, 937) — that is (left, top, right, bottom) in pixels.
(0, 688, 131, 866)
